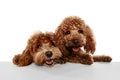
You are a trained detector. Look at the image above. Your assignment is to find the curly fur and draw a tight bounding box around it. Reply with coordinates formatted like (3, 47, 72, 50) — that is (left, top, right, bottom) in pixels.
(55, 16, 112, 65)
(13, 32, 64, 66)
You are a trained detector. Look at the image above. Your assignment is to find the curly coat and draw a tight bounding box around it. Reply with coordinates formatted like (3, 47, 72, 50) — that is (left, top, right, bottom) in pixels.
(13, 32, 64, 66)
(55, 16, 112, 64)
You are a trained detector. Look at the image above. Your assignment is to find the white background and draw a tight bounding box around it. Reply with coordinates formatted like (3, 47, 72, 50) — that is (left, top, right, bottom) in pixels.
(0, 0, 120, 62)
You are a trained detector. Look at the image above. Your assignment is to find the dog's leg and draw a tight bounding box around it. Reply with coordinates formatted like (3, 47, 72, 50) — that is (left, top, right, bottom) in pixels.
(55, 58, 66, 64)
(93, 55, 112, 62)
(62, 54, 93, 65)
(79, 54, 94, 65)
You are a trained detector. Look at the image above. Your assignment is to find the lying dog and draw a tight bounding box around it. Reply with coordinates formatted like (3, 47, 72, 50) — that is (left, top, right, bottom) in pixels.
(55, 16, 112, 64)
(13, 32, 64, 66)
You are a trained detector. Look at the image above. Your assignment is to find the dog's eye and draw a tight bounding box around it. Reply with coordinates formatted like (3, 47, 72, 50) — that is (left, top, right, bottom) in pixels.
(65, 31, 70, 34)
(51, 42, 56, 46)
(78, 30, 83, 34)
(37, 45, 41, 49)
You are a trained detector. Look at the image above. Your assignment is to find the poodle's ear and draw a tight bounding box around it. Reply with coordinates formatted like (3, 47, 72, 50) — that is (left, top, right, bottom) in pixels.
(21, 45, 33, 65)
(55, 26, 70, 56)
(13, 42, 33, 66)
(84, 25, 96, 54)
(55, 26, 64, 40)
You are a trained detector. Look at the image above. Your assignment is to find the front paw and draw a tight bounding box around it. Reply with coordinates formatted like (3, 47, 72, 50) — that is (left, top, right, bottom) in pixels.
(80, 54, 93, 65)
(104, 56, 112, 62)
(55, 58, 66, 64)
(99, 56, 112, 62)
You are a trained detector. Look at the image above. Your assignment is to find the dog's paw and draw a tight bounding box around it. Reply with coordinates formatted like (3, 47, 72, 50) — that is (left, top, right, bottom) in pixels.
(93, 55, 112, 62)
(101, 56, 112, 62)
(55, 58, 66, 64)
(80, 54, 93, 65)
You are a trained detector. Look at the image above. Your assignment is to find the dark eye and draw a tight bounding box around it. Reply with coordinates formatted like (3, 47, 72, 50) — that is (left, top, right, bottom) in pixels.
(65, 31, 70, 34)
(51, 41, 56, 46)
(78, 30, 83, 34)
(37, 44, 41, 49)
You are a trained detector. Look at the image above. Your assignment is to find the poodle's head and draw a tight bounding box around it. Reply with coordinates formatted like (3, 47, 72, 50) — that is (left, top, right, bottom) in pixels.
(55, 16, 96, 56)
(27, 32, 62, 66)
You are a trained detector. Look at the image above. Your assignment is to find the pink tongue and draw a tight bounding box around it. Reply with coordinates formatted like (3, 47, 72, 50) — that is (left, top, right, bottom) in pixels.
(46, 60, 53, 65)
(72, 47, 80, 52)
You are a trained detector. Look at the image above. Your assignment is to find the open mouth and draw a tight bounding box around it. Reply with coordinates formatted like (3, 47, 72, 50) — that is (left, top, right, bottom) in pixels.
(45, 59, 54, 65)
(72, 47, 80, 52)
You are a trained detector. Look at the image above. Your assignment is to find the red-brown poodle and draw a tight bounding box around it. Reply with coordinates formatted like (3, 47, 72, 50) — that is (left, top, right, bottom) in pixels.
(13, 32, 64, 66)
(55, 16, 112, 65)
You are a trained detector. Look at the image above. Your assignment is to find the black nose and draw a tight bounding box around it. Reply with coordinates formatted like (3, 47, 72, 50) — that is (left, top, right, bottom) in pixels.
(73, 39, 79, 45)
(45, 51, 53, 58)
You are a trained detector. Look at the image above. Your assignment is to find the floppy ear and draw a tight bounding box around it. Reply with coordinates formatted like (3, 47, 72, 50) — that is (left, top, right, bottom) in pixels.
(84, 25, 96, 54)
(55, 26, 70, 56)
(13, 41, 33, 66)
